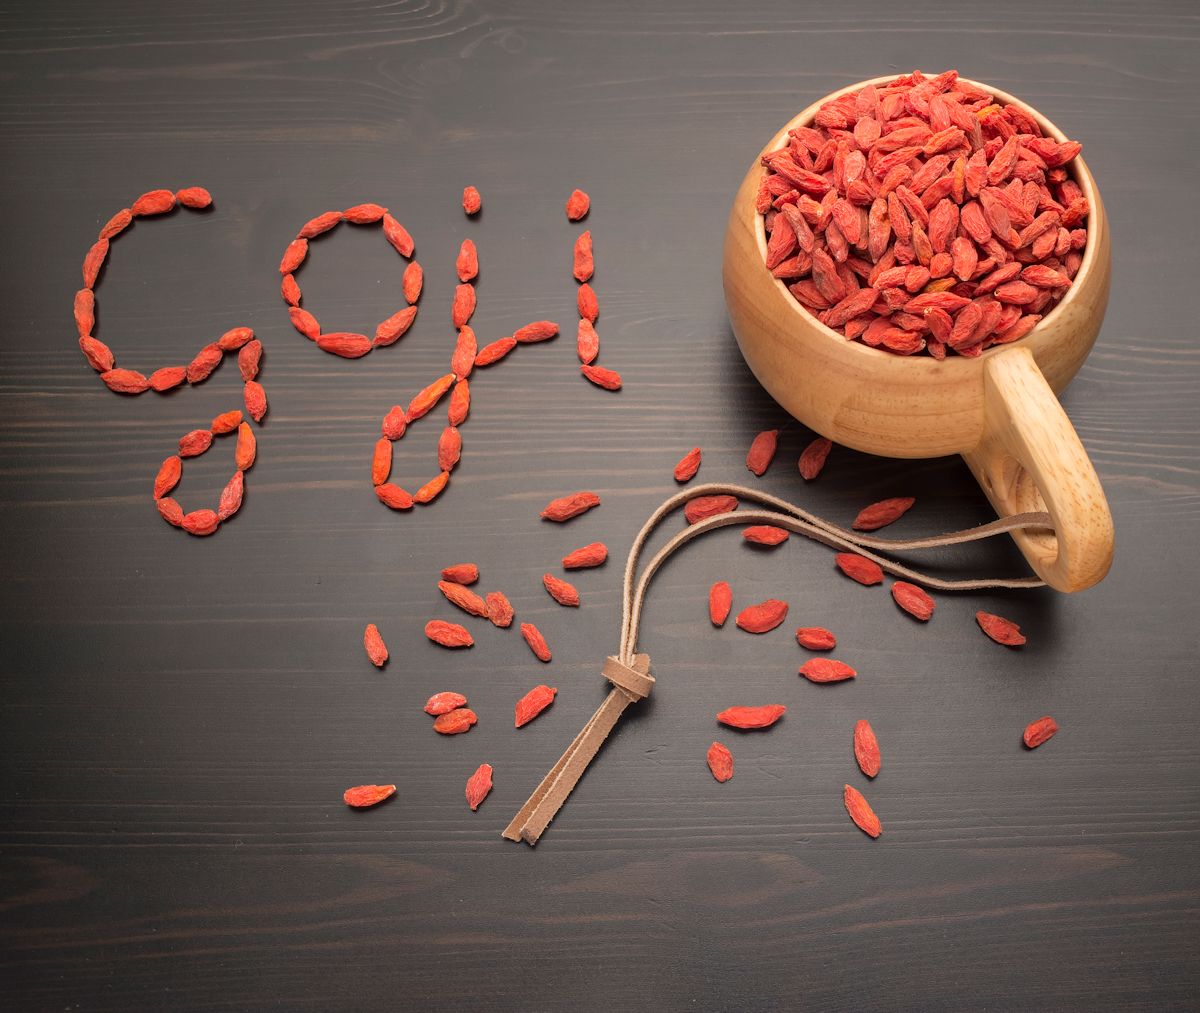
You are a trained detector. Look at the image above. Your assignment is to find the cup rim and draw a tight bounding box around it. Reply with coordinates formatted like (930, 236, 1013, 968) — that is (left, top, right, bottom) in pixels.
(750, 73, 1099, 366)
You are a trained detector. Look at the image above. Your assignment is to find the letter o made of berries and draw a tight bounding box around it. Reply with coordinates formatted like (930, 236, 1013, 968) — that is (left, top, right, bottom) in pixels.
(278, 203, 423, 358)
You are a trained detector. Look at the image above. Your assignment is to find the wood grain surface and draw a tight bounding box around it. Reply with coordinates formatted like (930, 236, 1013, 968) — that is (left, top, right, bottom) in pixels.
(1, 1, 1197, 1009)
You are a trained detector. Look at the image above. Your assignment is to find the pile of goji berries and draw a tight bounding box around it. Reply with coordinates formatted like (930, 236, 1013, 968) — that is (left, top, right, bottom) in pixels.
(759, 69, 1089, 357)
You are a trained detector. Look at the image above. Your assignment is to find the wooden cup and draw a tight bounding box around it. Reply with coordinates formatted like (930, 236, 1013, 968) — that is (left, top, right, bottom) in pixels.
(722, 76, 1113, 592)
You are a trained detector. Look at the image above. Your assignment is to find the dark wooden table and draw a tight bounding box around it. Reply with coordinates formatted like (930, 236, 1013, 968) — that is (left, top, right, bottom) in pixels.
(2, 2, 1197, 1008)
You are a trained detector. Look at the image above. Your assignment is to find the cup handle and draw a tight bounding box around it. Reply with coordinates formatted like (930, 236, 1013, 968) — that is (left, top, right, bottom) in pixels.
(960, 346, 1113, 592)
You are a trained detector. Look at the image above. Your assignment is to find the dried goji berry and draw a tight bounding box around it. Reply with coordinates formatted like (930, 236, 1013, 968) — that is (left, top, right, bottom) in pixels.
(185, 343, 222, 384)
(709, 581, 733, 626)
(217, 326, 254, 351)
(176, 186, 212, 209)
(299, 210, 342, 238)
(382, 214, 414, 257)
(376, 483, 414, 511)
(148, 366, 186, 392)
(577, 283, 599, 323)
(674, 447, 702, 482)
(735, 599, 789, 634)
(437, 426, 462, 473)
(181, 509, 219, 537)
(441, 563, 479, 585)
(243, 380, 268, 422)
(891, 581, 935, 621)
(381, 406, 407, 441)
(541, 491, 600, 522)
(520, 622, 551, 662)
(178, 429, 213, 457)
(217, 470, 243, 520)
(371, 438, 392, 486)
(844, 784, 882, 838)
(153, 456, 182, 499)
(853, 497, 916, 531)
(798, 437, 832, 480)
(424, 692, 468, 716)
(1023, 715, 1059, 748)
(343, 202, 387, 224)
(746, 429, 779, 476)
(514, 320, 558, 344)
(374, 307, 417, 347)
(543, 573, 580, 607)
(486, 591, 514, 628)
(452, 284, 476, 328)
(515, 685, 557, 727)
(425, 620, 473, 648)
(100, 367, 148, 394)
(743, 525, 789, 546)
(73, 289, 94, 337)
(80, 338, 115, 373)
(562, 543, 608, 569)
(451, 326, 477, 379)
(717, 705, 786, 729)
(573, 230, 593, 282)
(456, 239, 478, 282)
(82, 239, 109, 288)
(706, 742, 733, 782)
(466, 763, 493, 810)
(684, 494, 738, 525)
(854, 720, 881, 777)
(438, 580, 489, 618)
(976, 610, 1026, 646)
(434, 708, 478, 734)
(474, 337, 517, 367)
(403, 262, 423, 304)
(800, 658, 856, 683)
(414, 472, 449, 504)
(447, 380, 470, 427)
(237, 341, 262, 381)
(565, 189, 590, 220)
(363, 623, 388, 667)
(317, 332, 372, 358)
(210, 410, 242, 435)
(343, 784, 395, 808)
(795, 626, 836, 650)
(576, 319, 599, 365)
(836, 552, 884, 586)
(156, 497, 183, 527)
(131, 189, 175, 216)
(408, 374, 455, 422)
(98, 208, 132, 240)
(279, 238, 308, 274)
(235, 422, 256, 471)
(581, 364, 621, 390)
